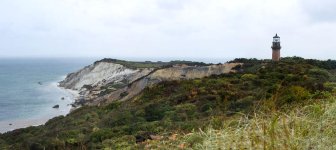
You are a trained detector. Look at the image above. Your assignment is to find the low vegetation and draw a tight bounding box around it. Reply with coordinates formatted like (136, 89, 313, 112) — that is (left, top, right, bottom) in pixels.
(0, 57, 335, 149)
(95, 58, 208, 69)
(146, 96, 336, 149)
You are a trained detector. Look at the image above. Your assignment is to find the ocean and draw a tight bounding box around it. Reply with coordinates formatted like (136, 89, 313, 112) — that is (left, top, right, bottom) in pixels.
(0, 58, 93, 133)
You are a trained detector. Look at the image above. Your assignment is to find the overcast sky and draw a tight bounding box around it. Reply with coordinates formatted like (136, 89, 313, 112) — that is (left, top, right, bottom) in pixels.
(0, 0, 335, 60)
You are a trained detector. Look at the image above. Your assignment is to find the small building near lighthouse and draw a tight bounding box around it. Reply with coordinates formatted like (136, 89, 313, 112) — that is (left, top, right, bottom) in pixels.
(271, 34, 281, 61)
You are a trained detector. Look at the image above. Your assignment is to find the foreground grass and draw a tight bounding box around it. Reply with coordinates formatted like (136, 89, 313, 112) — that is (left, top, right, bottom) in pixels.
(147, 97, 336, 149)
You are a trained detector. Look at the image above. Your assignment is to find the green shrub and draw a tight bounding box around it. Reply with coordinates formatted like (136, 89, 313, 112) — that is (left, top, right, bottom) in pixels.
(324, 82, 336, 91)
(104, 101, 122, 111)
(175, 103, 197, 119)
(277, 86, 311, 106)
(185, 132, 204, 147)
(90, 129, 114, 143)
(234, 96, 254, 111)
(241, 74, 257, 81)
(102, 135, 135, 149)
(144, 103, 171, 121)
(104, 111, 133, 126)
(309, 68, 331, 80)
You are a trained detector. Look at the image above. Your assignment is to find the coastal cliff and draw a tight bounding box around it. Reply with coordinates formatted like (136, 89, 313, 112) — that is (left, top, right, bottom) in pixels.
(59, 59, 241, 106)
(59, 61, 154, 90)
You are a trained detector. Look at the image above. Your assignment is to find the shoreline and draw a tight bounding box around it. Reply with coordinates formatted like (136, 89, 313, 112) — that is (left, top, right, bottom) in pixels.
(0, 81, 79, 134)
(58, 85, 81, 112)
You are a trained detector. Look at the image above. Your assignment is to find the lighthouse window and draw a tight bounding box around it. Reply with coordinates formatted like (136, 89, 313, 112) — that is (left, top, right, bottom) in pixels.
(274, 38, 280, 42)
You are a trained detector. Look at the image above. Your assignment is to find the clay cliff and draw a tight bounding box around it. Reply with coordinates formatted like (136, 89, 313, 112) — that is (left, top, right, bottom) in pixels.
(59, 59, 241, 106)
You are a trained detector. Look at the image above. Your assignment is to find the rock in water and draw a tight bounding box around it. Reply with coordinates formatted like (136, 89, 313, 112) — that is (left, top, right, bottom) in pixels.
(61, 97, 65, 100)
(52, 105, 59, 109)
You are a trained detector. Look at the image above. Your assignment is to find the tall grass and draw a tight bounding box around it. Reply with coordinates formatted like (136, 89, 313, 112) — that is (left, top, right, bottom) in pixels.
(186, 97, 336, 150)
(142, 97, 336, 149)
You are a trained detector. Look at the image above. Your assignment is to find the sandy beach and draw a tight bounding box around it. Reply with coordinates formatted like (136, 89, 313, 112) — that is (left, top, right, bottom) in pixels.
(0, 82, 79, 134)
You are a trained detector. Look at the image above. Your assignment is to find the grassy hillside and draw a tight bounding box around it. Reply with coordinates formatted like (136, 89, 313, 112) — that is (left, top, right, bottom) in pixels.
(145, 96, 336, 149)
(1, 57, 336, 149)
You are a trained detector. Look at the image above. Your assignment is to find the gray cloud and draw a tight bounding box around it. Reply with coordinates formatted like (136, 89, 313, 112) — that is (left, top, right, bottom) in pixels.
(157, 0, 187, 10)
(0, 0, 335, 60)
(301, 0, 336, 22)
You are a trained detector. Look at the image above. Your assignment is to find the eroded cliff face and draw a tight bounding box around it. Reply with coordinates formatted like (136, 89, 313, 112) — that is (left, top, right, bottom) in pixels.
(59, 62, 153, 90)
(98, 63, 241, 105)
(59, 60, 241, 106)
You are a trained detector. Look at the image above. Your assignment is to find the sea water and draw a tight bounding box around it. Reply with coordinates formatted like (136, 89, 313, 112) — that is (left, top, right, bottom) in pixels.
(0, 58, 93, 133)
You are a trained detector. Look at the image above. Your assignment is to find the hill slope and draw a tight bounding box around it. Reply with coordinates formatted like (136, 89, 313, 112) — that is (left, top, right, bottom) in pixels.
(1, 57, 336, 149)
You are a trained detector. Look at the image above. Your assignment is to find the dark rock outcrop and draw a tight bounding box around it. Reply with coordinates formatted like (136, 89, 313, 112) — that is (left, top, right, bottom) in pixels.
(52, 105, 59, 109)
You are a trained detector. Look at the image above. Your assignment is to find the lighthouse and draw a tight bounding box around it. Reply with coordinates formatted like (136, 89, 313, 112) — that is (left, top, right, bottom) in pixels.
(271, 34, 281, 61)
